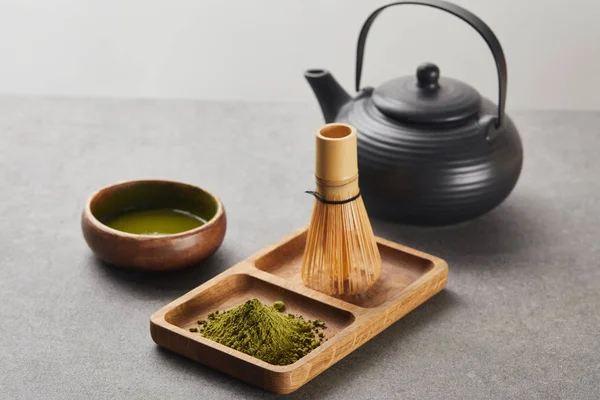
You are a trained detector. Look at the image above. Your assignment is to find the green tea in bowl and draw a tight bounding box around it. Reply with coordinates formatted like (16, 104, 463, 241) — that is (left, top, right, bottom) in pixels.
(105, 208, 207, 235)
(81, 179, 226, 270)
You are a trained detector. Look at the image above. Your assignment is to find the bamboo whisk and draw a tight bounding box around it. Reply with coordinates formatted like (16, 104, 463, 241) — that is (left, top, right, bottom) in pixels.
(302, 123, 381, 296)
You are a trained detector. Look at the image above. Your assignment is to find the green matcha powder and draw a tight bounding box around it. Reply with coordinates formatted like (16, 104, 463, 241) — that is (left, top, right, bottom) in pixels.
(190, 299, 327, 365)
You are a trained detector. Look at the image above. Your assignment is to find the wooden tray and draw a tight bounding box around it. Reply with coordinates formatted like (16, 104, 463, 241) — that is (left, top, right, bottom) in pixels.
(150, 226, 448, 394)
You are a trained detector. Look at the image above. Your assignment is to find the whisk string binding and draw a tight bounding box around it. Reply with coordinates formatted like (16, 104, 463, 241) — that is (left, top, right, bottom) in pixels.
(305, 190, 361, 205)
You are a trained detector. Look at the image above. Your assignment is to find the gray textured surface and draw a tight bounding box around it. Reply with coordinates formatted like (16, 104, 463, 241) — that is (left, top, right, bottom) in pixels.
(1, 97, 599, 399)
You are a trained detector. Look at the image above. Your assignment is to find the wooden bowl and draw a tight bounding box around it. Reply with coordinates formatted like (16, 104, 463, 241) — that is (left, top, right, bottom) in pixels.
(81, 180, 226, 271)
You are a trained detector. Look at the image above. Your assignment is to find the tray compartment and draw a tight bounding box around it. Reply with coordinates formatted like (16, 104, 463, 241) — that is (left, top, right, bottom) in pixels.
(254, 230, 435, 308)
(165, 273, 355, 341)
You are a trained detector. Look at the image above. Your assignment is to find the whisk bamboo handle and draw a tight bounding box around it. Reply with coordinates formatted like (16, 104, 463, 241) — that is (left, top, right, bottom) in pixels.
(315, 123, 358, 183)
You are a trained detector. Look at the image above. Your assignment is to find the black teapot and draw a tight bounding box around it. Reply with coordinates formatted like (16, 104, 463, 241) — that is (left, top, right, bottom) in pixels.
(305, 0, 523, 226)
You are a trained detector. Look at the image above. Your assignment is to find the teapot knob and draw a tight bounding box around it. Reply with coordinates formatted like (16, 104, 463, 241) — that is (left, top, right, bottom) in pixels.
(416, 63, 440, 89)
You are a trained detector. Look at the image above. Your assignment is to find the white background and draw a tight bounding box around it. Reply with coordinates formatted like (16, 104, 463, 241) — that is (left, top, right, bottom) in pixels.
(0, 0, 598, 110)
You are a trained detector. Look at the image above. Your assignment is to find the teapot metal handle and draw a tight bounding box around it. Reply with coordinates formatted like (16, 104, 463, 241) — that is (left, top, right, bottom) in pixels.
(355, 0, 507, 128)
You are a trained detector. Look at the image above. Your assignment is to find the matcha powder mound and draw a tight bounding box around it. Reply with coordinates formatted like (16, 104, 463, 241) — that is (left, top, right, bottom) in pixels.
(197, 299, 326, 365)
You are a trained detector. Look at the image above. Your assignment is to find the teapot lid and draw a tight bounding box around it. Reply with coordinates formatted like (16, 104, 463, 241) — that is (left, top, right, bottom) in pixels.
(372, 63, 481, 124)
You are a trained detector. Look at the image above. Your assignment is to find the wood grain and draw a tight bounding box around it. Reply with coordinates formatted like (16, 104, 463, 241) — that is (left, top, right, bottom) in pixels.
(150, 226, 448, 394)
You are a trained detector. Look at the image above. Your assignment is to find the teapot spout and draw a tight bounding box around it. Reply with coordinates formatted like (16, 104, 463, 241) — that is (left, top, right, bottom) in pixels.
(304, 70, 350, 123)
